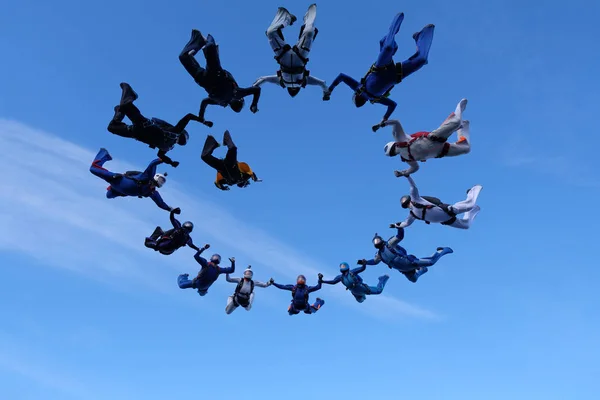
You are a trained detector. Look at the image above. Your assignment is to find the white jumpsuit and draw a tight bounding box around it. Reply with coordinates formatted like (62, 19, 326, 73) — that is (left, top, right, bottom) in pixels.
(225, 275, 270, 314)
(253, 4, 329, 94)
(386, 99, 471, 175)
(397, 176, 482, 230)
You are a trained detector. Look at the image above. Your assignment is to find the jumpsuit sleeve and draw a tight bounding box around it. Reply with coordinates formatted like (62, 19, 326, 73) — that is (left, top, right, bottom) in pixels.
(194, 251, 208, 267)
(236, 86, 261, 108)
(351, 266, 367, 274)
(149, 191, 172, 211)
(253, 75, 279, 87)
(171, 113, 199, 133)
(170, 209, 182, 229)
(328, 73, 360, 92)
(305, 75, 329, 91)
(218, 264, 235, 275)
(402, 161, 420, 175)
(398, 214, 416, 229)
(383, 120, 409, 141)
(254, 280, 271, 288)
(199, 98, 218, 120)
(378, 97, 398, 121)
(308, 281, 322, 293)
(186, 237, 200, 251)
(406, 176, 421, 201)
(387, 227, 405, 247)
(226, 275, 240, 283)
(366, 253, 382, 265)
(321, 275, 342, 285)
(157, 150, 175, 166)
(272, 282, 294, 291)
(142, 158, 164, 179)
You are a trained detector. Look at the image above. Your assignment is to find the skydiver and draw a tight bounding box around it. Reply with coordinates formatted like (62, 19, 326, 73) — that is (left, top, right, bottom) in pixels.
(201, 130, 261, 191)
(177, 251, 235, 297)
(89, 148, 176, 212)
(144, 207, 204, 255)
(107, 82, 202, 168)
(379, 99, 471, 176)
(270, 274, 325, 315)
(358, 227, 453, 283)
(321, 262, 389, 302)
(224, 266, 272, 314)
(179, 29, 261, 127)
(392, 176, 482, 230)
(253, 4, 330, 100)
(327, 13, 434, 130)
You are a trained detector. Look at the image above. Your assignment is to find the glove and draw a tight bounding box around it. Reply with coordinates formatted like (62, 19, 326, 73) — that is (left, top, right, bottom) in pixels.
(322, 91, 331, 101)
(199, 117, 213, 127)
(203, 244, 210, 250)
(250, 104, 258, 113)
(394, 170, 408, 177)
(357, 259, 367, 265)
(318, 273, 323, 281)
(269, 278, 275, 285)
(229, 257, 235, 263)
(171, 207, 181, 214)
(389, 222, 401, 229)
(171, 161, 180, 168)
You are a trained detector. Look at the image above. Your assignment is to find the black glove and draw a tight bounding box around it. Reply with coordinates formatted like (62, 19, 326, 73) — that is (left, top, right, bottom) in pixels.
(172, 207, 181, 214)
(318, 273, 323, 281)
(357, 259, 367, 265)
(229, 257, 235, 263)
(171, 161, 180, 168)
(269, 278, 275, 285)
(203, 244, 210, 250)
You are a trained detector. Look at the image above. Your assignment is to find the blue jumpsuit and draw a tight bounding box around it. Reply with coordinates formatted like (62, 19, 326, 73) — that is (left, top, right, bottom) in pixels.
(321, 266, 389, 303)
(328, 13, 434, 121)
(366, 228, 453, 282)
(89, 148, 171, 211)
(177, 251, 235, 296)
(145, 210, 197, 254)
(272, 282, 324, 315)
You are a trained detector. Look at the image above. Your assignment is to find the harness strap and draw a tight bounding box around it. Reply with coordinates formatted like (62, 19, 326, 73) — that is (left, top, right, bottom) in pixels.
(394, 133, 451, 161)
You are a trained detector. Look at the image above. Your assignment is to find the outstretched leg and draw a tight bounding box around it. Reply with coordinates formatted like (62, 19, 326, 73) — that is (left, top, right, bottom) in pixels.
(201, 135, 226, 171)
(398, 24, 435, 80)
(413, 247, 453, 267)
(108, 83, 148, 137)
(428, 99, 467, 141)
(179, 29, 208, 84)
(244, 293, 255, 311)
(365, 275, 390, 295)
(375, 12, 404, 68)
(225, 296, 238, 314)
(222, 130, 238, 171)
(201, 34, 222, 71)
(89, 148, 120, 182)
(295, 4, 318, 59)
(402, 267, 428, 283)
(450, 205, 481, 229)
(177, 274, 194, 289)
(449, 184, 483, 214)
(308, 297, 325, 313)
(445, 120, 471, 156)
(266, 7, 296, 55)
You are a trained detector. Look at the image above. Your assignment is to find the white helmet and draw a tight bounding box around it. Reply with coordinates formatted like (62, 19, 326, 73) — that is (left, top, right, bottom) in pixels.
(384, 142, 397, 157)
(153, 172, 167, 187)
(243, 267, 253, 279)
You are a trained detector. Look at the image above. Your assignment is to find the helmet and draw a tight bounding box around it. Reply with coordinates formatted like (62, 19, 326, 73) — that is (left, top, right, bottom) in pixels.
(352, 92, 367, 108)
(296, 274, 306, 285)
(287, 87, 300, 97)
(230, 98, 245, 113)
(182, 221, 193, 232)
(372, 233, 385, 249)
(339, 262, 350, 273)
(243, 267, 253, 280)
(384, 141, 397, 157)
(400, 195, 411, 208)
(210, 254, 221, 264)
(177, 130, 189, 146)
(153, 172, 167, 187)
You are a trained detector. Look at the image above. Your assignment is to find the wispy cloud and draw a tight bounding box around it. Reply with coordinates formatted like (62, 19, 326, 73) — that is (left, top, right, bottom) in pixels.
(0, 118, 437, 320)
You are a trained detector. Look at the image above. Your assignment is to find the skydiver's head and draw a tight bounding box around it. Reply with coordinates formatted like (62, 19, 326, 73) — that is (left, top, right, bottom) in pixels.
(153, 173, 167, 188)
(296, 275, 306, 286)
(210, 254, 221, 264)
(384, 141, 397, 157)
(230, 99, 245, 113)
(177, 130, 189, 146)
(243, 267, 253, 280)
(400, 195, 411, 209)
(372, 234, 385, 249)
(339, 262, 350, 274)
(287, 87, 300, 97)
(352, 92, 368, 108)
(182, 221, 193, 232)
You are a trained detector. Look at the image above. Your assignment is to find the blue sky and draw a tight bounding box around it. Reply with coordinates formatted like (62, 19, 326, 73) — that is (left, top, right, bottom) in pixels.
(1, 0, 599, 399)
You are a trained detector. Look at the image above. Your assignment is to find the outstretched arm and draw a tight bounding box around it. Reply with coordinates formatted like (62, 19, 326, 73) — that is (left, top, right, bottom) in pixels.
(169, 208, 182, 229)
(359, 253, 382, 266)
(157, 150, 178, 167)
(388, 227, 405, 247)
(149, 191, 172, 212)
(328, 73, 360, 92)
(395, 214, 416, 229)
(198, 98, 218, 123)
(320, 275, 342, 285)
(254, 280, 271, 288)
(218, 258, 236, 275)
(142, 158, 163, 179)
(306, 75, 328, 91)
(395, 161, 420, 177)
(225, 274, 240, 284)
(272, 282, 294, 291)
(253, 75, 279, 87)
(351, 265, 367, 274)
(172, 113, 202, 133)
(308, 281, 322, 293)
(186, 237, 200, 252)
(406, 176, 420, 201)
(382, 120, 408, 141)
(236, 86, 261, 111)
(379, 97, 398, 121)
(194, 251, 208, 267)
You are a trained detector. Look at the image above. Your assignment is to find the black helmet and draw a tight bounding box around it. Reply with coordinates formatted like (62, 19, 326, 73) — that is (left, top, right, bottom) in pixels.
(287, 87, 300, 97)
(400, 195, 411, 208)
(177, 130, 189, 146)
(372, 233, 385, 249)
(182, 221, 193, 232)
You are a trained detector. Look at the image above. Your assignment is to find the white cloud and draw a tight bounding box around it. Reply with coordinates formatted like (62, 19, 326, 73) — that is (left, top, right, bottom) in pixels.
(0, 118, 437, 320)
